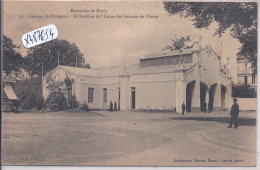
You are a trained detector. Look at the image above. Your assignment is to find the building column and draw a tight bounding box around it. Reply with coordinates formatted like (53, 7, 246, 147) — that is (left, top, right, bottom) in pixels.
(213, 84, 222, 111)
(191, 79, 201, 112)
(205, 88, 209, 111)
(225, 83, 233, 111)
(214, 56, 222, 112)
(191, 64, 201, 112)
(175, 66, 186, 113)
(191, 44, 201, 112)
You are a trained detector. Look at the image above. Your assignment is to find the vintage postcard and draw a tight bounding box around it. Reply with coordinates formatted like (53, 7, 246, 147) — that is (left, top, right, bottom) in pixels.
(1, 0, 257, 167)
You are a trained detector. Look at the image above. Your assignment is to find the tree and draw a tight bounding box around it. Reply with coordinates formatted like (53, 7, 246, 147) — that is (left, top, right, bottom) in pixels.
(162, 36, 197, 51)
(24, 39, 88, 77)
(14, 77, 42, 109)
(3, 35, 23, 75)
(163, 2, 257, 75)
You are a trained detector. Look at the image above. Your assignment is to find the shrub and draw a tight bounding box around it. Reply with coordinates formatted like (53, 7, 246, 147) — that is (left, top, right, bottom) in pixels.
(22, 93, 37, 109)
(68, 95, 79, 109)
(232, 84, 257, 98)
(10, 100, 19, 112)
(14, 77, 42, 110)
(45, 91, 68, 111)
(79, 103, 89, 112)
(37, 96, 45, 110)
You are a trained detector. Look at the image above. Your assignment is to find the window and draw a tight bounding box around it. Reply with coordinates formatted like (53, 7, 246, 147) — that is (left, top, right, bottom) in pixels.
(149, 59, 156, 67)
(165, 56, 174, 65)
(252, 76, 256, 84)
(140, 54, 192, 68)
(238, 77, 241, 83)
(244, 76, 248, 86)
(173, 56, 181, 65)
(68, 90, 72, 101)
(103, 88, 107, 103)
(88, 88, 94, 102)
(140, 59, 149, 67)
(183, 54, 192, 63)
(131, 87, 135, 109)
(156, 58, 166, 66)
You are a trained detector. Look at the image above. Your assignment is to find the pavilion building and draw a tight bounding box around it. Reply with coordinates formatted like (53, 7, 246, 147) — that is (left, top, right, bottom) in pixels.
(42, 44, 233, 113)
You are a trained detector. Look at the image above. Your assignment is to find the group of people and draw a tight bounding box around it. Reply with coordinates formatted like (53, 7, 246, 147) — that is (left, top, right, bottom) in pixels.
(109, 101, 118, 112)
(181, 98, 240, 129)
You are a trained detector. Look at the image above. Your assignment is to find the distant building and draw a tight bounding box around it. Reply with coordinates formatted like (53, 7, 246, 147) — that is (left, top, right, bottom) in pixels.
(43, 44, 233, 113)
(236, 56, 257, 90)
(2, 72, 19, 111)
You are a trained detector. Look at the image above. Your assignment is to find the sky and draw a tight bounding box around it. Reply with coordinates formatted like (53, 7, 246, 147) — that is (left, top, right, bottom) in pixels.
(3, 1, 241, 81)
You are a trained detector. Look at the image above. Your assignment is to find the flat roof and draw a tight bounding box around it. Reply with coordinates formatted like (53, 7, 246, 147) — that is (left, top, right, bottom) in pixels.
(142, 49, 193, 60)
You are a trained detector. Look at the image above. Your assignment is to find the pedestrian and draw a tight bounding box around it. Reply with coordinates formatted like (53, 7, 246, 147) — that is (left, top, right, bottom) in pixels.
(208, 102, 211, 113)
(109, 101, 113, 112)
(181, 102, 185, 115)
(204, 102, 207, 113)
(228, 98, 239, 128)
(114, 101, 117, 111)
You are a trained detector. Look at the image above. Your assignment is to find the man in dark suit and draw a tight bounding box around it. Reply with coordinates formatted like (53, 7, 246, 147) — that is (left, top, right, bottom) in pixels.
(109, 101, 113, 112)
(203, 102, 207, 113)
(114, 101, 117, 111)
(228, 98, 239, 128)
(181, 102, 185, 115)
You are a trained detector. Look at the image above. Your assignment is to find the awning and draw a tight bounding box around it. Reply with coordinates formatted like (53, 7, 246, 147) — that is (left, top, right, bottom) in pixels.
(4, 84, 18, 100)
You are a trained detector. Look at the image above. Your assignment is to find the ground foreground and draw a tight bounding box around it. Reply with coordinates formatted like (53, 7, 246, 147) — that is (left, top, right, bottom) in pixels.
(2, 110, 256, 166)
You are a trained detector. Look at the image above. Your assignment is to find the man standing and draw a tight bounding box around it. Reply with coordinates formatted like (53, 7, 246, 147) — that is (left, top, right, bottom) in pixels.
(114, 101, 117, 111)
(228, 98, 239, 128)
(109, 101, 113, 112)
(181, 102, 185, 115)
(208, 102, 211, 113)
(204, 102, 207, 113)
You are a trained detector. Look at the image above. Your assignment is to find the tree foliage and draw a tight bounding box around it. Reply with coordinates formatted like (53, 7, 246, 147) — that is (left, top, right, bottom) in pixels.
(162, 36, 197, 51)
(232, 84, 256, 98)
(45, 91, 68, 111)
(79, 103, 89, 112)
(163, 2, 257, 74)
(14, 77, 42, 109)
(3, 35, 23, 75)
(24, 39, 88, 77)
(68, 95, 79, 109)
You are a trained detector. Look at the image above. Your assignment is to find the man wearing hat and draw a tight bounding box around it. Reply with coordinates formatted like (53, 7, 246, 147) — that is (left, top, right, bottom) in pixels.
(228, 98, 239, 128)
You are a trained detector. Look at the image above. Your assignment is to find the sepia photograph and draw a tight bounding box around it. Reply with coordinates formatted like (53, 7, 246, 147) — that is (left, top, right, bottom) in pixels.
(1, 0, 258, 167)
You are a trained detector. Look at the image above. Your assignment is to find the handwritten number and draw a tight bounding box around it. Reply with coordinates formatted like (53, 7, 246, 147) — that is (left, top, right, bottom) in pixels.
(40, 30, 45, 41)
(33, 31, 37, 42)
(49, 29, 54, 39)
(24, 34, 30, 47)
(29, 35, 33, 44)
(37, 30, 41, 41)
(23, 25, 57, 47)
(44, 29, 49, 41)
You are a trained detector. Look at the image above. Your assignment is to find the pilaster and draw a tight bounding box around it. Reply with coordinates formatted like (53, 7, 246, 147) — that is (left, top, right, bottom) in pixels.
(175, 65, 186, 113)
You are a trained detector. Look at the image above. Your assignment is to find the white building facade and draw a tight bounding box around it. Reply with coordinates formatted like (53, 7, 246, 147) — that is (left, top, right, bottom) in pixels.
(236, 56, 257, 90)
(42, 44, 233, 113)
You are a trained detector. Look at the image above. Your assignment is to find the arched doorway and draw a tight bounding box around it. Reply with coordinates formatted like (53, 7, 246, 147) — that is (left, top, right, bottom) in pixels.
(221, 84, 227, 110)
(186, 81, 195, 112)
(200, 82, 208, 111)
(209, 83, 217, 112)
